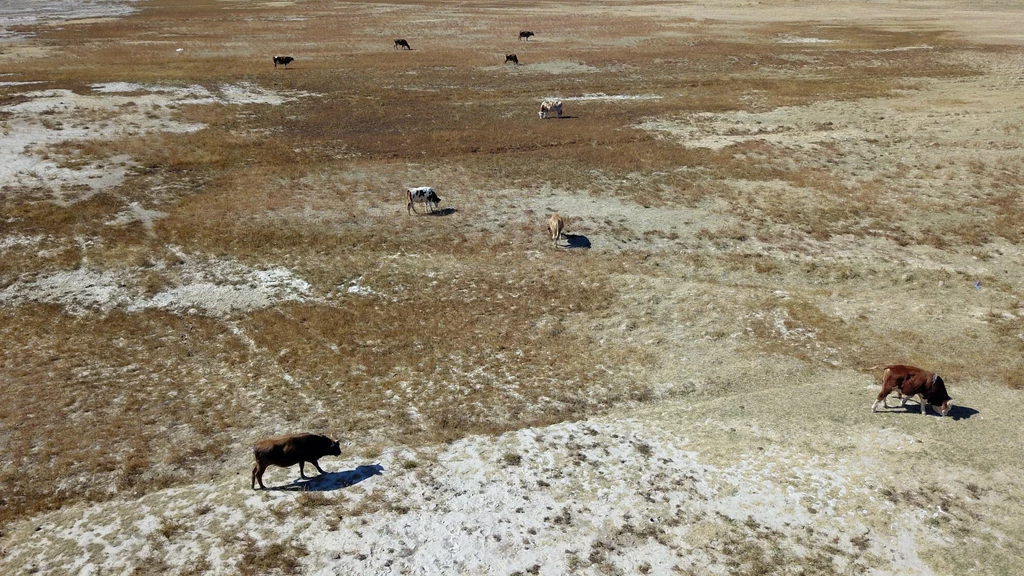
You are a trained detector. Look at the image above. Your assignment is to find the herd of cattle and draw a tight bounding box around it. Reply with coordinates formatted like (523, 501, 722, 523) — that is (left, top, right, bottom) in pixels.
(275, 30, 543, 67)
(252, 366, 954, 489)
(273, 30, 569, 124)
(254, 29, 959, 491)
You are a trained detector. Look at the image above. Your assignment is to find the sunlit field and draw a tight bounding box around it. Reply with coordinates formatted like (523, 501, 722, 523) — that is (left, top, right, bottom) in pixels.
(1, 0, 1023, 573)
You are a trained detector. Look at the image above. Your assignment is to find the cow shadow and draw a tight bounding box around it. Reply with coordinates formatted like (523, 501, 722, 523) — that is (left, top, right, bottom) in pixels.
(278, 463, 384, 492)
(882, 403, 979, 420)
(947, 405, 979, 420)
(564, 234, 591, 249)
(430, 208, 458, 217)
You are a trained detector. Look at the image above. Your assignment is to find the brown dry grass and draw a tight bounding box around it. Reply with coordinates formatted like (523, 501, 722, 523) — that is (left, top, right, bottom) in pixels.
(1, 0, 1021, 545)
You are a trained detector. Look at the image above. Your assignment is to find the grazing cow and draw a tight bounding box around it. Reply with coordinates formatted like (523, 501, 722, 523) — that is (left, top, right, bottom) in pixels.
(519, 31, 535, 41)
(547, 213, 566, 246)
(273, 55, 294, 69)
(407, 186, 441, 215)
(872, 364, 953, 416)
(251, 433, 342, 490)
(394, 39, 412, 50)
(538, 99, 563, 119)
(505, 54, 519, 65)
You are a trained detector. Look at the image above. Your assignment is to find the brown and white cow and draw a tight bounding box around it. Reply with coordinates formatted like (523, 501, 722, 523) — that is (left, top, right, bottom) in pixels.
(407, 186, 441, 215)
(519, 31, 535, 41)
(547, 213, 566, 246)
(872, 364, 952, 416)
(539, 100, 563, 119)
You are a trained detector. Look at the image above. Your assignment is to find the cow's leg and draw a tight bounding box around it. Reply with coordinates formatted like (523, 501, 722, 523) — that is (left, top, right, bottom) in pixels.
(919, 396, 929, 415)
(299, 461, 308, 479)
(408, 201, 416, 215)
(311, 459, 327, 475)
(873, 386, 893, 412)
(252, 464, 264, 489)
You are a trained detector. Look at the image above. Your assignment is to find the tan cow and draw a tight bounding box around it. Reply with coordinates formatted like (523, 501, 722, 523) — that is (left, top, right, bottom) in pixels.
(547, 213, 566, 246)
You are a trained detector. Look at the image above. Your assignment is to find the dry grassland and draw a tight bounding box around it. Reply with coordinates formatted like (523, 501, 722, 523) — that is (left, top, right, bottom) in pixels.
(1, 0, 1023, 573)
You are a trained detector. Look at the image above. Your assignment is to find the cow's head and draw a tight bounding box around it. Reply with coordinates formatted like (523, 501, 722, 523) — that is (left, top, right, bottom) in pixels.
(932, 374, 952, 416)
(328, 439, 342, 456)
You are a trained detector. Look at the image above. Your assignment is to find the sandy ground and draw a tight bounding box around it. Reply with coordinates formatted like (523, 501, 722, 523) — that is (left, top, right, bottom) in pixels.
(1, 1, 1023, 575)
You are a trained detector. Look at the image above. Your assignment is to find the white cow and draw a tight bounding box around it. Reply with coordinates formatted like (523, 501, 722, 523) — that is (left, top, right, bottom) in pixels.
(407, 186, 441, 215)
(539, 100, 563, 119)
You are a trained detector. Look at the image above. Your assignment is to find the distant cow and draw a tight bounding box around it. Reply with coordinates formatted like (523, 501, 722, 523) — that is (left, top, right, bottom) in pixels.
(539, 99, 563, 119)
(251, 433, 341, 490)
(394, 39, 412, 50)
(872, 364, 953, 416)
(519, 31, 535, 41)
(505, 54, 519, 65)
(547, 213, 566, 246)
(407, 186, 441, 215)
(273, 55, 294, 69)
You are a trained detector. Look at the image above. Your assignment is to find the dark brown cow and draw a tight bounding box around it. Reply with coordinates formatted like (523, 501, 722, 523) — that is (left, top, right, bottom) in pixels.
(394, 39, 412, 50)
(252, 433, 341, 489)
(872, 365, 952, 416)
(519, 31, 535, 41)
(273, 55, 294, 69)
(505, 54, 519, 65)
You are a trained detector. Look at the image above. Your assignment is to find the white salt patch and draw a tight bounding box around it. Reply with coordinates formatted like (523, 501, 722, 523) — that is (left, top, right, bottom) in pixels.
(135, 265, 313, 315)
(0, 268, 133, 314)
(104, 202, 168, 235)
(0, 234, 44, 252)
(0, 82, 315, 204)
(777, 36, 837, 44)
(557, 93, 663, 102)
(3, 418, 945, 575)
(637, 103, 877, 151)
(345, 277, 376, 296)
(0, 251, 315, 316)
(0, 0, 139, 41)
(91, 81, 299, 105)
(219, 82, 287, 105)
